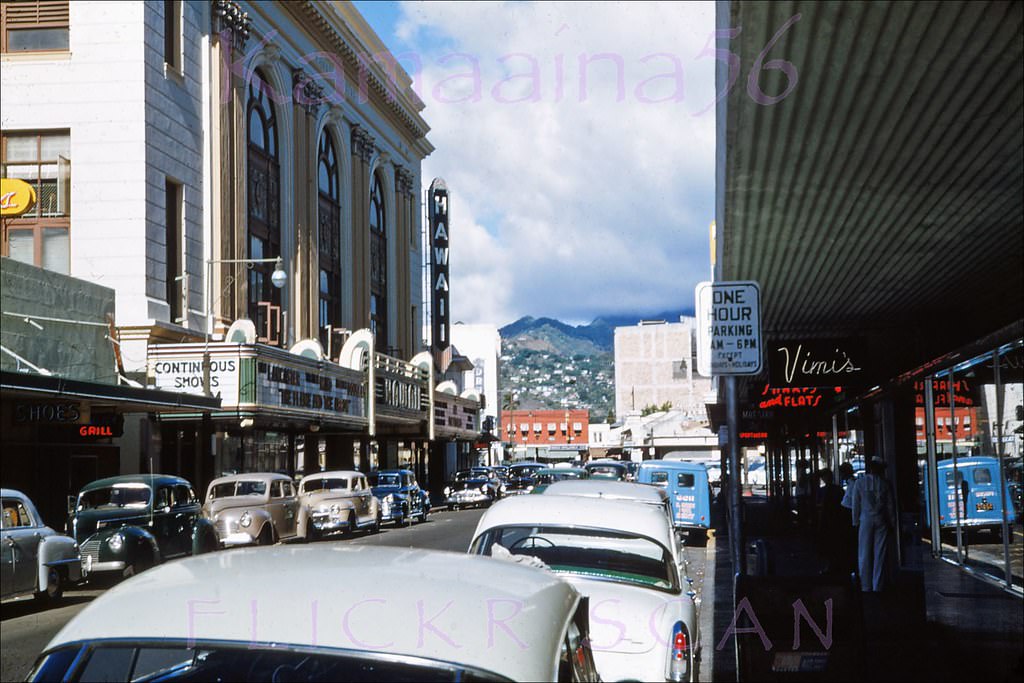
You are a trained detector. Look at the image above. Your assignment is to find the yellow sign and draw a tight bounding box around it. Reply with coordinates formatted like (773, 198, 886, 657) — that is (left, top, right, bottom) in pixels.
(1, 178, 37, 217)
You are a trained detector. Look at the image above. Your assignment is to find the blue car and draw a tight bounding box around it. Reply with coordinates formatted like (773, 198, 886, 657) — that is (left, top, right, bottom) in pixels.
(369, 469, 430, 527)
(637, 460, 712, 546)
(923, 456, 1016, 543)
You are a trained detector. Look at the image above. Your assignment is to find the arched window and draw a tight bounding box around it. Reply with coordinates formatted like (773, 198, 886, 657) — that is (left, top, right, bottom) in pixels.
(317, 131, 341, 349)
(246, 69, 281, 344)
(369, 172, 387, 350)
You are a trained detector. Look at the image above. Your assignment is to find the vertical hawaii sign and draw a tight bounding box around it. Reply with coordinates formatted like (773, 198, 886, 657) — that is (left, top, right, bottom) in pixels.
(429, 178, 450, 351)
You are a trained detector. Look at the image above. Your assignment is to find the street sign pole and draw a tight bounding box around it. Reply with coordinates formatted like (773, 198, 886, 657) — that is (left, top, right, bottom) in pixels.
(695, 280, 762, 578)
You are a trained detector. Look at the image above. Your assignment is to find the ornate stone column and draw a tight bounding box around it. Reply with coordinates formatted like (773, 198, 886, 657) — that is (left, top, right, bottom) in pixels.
(393, 164, 416, 357)
(350, 124, 375, 330)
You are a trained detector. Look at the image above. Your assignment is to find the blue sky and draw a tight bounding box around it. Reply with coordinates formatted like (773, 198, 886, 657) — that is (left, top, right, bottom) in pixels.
(352, 1, 716, 328)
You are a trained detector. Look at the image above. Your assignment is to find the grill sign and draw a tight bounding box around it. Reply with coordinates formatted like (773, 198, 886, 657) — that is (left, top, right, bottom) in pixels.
(429, 178, 450, 351)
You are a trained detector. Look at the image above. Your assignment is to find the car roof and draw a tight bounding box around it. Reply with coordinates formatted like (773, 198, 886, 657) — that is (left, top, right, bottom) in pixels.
(208, 472, 291, 485)
(299, 470, 363, 480)
(509, 461, 543, 467)
(639, 459, 709, 472)
(936, 456, 1000, 468)
(43, 546, 577, 681)
(373, 469, 414, 475)
(536, 467, 586, 474)
(80, 474, 190, 491)
(474, 494, 674, 547)
(585, 459, 627, 467)
(541, 479, 669, 505)
(0, 488, 29, 499)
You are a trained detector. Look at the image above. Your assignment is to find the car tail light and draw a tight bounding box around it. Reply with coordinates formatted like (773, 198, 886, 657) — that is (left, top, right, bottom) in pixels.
(668, 621, 690, 681)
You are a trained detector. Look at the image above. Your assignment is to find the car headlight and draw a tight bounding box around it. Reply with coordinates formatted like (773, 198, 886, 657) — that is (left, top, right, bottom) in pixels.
(330, 504, 340, 514)
(107, 532, 124, 551)
(500, 484, 507, 493)
(239, 511, 252, 528)
(444, 486, 452, 496)
(480, 484, 488, 495)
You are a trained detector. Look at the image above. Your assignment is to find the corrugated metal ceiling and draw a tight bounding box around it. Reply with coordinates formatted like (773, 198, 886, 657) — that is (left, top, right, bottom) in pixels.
(720, 0, 1023, 368)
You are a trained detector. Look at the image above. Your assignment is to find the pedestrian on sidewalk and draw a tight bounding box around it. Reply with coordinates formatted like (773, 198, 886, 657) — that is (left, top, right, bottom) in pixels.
(815, 468, 847, 575)
(843, 455, 896, 592)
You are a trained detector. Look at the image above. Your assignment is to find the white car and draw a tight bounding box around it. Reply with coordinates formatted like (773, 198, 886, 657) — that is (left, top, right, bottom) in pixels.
(297, 470, 380, 539)
(28, 545, 600, 682)
(538, 479, 687, 564)
(1, 489, 82, 603)
(471, 495, 699, 682)
(203, 473, 301, 546)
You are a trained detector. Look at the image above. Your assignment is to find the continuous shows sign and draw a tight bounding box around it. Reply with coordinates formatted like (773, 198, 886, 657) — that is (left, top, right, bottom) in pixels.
(696, 280, 762, 376)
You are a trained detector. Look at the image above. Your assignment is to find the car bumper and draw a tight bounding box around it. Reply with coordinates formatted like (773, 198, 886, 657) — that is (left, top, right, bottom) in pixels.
(503, 488, 532, 496)
(446, 492, 491, 506)
(82, 556, 126, 574)
(311, 516, 351, 532)
(220, 532, 258, 547)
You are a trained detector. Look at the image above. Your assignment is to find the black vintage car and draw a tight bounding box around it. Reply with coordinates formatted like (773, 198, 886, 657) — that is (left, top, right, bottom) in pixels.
(443, 468, 503, 510)
(71, 474, 219, 579)
(370, 469, 431, 527)
(503, 462, 545, 495)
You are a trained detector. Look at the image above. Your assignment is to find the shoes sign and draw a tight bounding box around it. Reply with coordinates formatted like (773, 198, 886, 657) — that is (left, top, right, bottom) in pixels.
(695, 281, 762, 376)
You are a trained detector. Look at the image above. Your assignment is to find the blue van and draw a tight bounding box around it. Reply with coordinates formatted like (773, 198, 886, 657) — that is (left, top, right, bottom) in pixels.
(637, 460, 712, 545)
(923, 456, 1016, 543)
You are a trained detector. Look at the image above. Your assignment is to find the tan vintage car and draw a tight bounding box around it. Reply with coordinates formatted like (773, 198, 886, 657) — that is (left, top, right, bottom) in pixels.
(203, 473, 300, 546)
(297, 470, 381, 539)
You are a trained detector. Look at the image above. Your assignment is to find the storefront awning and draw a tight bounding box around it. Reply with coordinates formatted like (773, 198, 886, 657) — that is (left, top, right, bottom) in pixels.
(1, 370, 221, 413)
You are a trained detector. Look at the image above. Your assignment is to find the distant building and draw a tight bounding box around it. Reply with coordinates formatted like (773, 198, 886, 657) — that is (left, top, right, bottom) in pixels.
(502, 409, 589, 462)
(614, 318, 716, 421)
(450, 323, 501, 431)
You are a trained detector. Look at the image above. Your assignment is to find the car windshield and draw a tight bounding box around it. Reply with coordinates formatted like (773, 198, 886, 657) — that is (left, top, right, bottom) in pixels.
(78, 484, 151, 510)
(474, 525, 677, 592)
(210, 481, 267, 499)
(587, 465, 624, 478)
(455, 470, 485, 481)
(374, 473, 401, 486)
(31, 643, 504, 682)
(510, 466, 543, 477)
(536, 471, 583, 484)
(301, 477, 350, 493)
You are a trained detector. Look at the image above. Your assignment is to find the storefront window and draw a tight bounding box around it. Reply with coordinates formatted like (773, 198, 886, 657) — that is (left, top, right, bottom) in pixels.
(922, 341, 1023, 591)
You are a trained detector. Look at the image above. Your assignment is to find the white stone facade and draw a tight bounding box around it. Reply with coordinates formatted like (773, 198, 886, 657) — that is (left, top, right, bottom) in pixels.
(450, 322, 501, 428)
(614, 317, 716, 421)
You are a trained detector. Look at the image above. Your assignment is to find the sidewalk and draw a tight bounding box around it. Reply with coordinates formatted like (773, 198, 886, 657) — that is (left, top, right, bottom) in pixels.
(708, 495, 1024, 681)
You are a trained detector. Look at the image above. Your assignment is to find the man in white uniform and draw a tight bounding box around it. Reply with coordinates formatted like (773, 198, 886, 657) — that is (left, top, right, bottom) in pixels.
(842, 455, 896, 592)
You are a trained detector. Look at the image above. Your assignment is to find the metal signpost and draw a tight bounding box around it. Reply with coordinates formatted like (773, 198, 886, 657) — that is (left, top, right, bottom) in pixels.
(696, 281, 762, 575)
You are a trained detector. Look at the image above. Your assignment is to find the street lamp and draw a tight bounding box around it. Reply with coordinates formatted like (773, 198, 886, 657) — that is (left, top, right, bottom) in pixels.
(206, 256, 287, 335)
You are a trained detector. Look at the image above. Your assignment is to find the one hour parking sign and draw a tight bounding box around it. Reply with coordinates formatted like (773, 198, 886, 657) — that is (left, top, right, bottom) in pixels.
(696, 281, 762, 376)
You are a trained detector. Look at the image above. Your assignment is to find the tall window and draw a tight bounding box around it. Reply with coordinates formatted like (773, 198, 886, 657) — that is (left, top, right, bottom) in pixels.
(246, 70, 281, 344)
(0, 1, 69, 53)
(1, 131, 71, 274)
(317, 132, 341, 350)
(163, 0, 181, 71)
(369, 172, 388, 350)
(165, 179, 183, 322)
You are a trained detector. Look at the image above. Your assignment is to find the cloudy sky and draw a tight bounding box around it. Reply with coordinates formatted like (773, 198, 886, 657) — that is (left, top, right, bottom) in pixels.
(353, 1, 717, 328)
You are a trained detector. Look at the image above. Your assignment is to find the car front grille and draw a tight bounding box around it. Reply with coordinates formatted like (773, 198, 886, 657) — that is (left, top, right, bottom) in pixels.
(215, 519, 228, 537)
(81, 538, 101, 564)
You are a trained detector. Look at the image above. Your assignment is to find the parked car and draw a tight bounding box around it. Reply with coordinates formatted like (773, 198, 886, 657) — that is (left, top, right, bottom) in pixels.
(298, 470, 380, 539)
(70, 475, 219, 580)
(470, 495, 699, 682)
(369, 469, 430, 526)
(503, 461, 545, 495)
(923, 456, 1018, 543)
(537, 478, 684, 563)
(28, 545, 600, 682)
(443, 467, 503, 510)
(584, 459, 629, 481)
(638, 460, 713, 546)
(531, 467, 588, 494)
(2, 489, 82, 603)
(203, 473, 300, 546)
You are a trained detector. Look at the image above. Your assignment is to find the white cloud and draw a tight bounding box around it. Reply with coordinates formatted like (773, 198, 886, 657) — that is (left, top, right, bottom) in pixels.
(403, 1, 716, 327)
